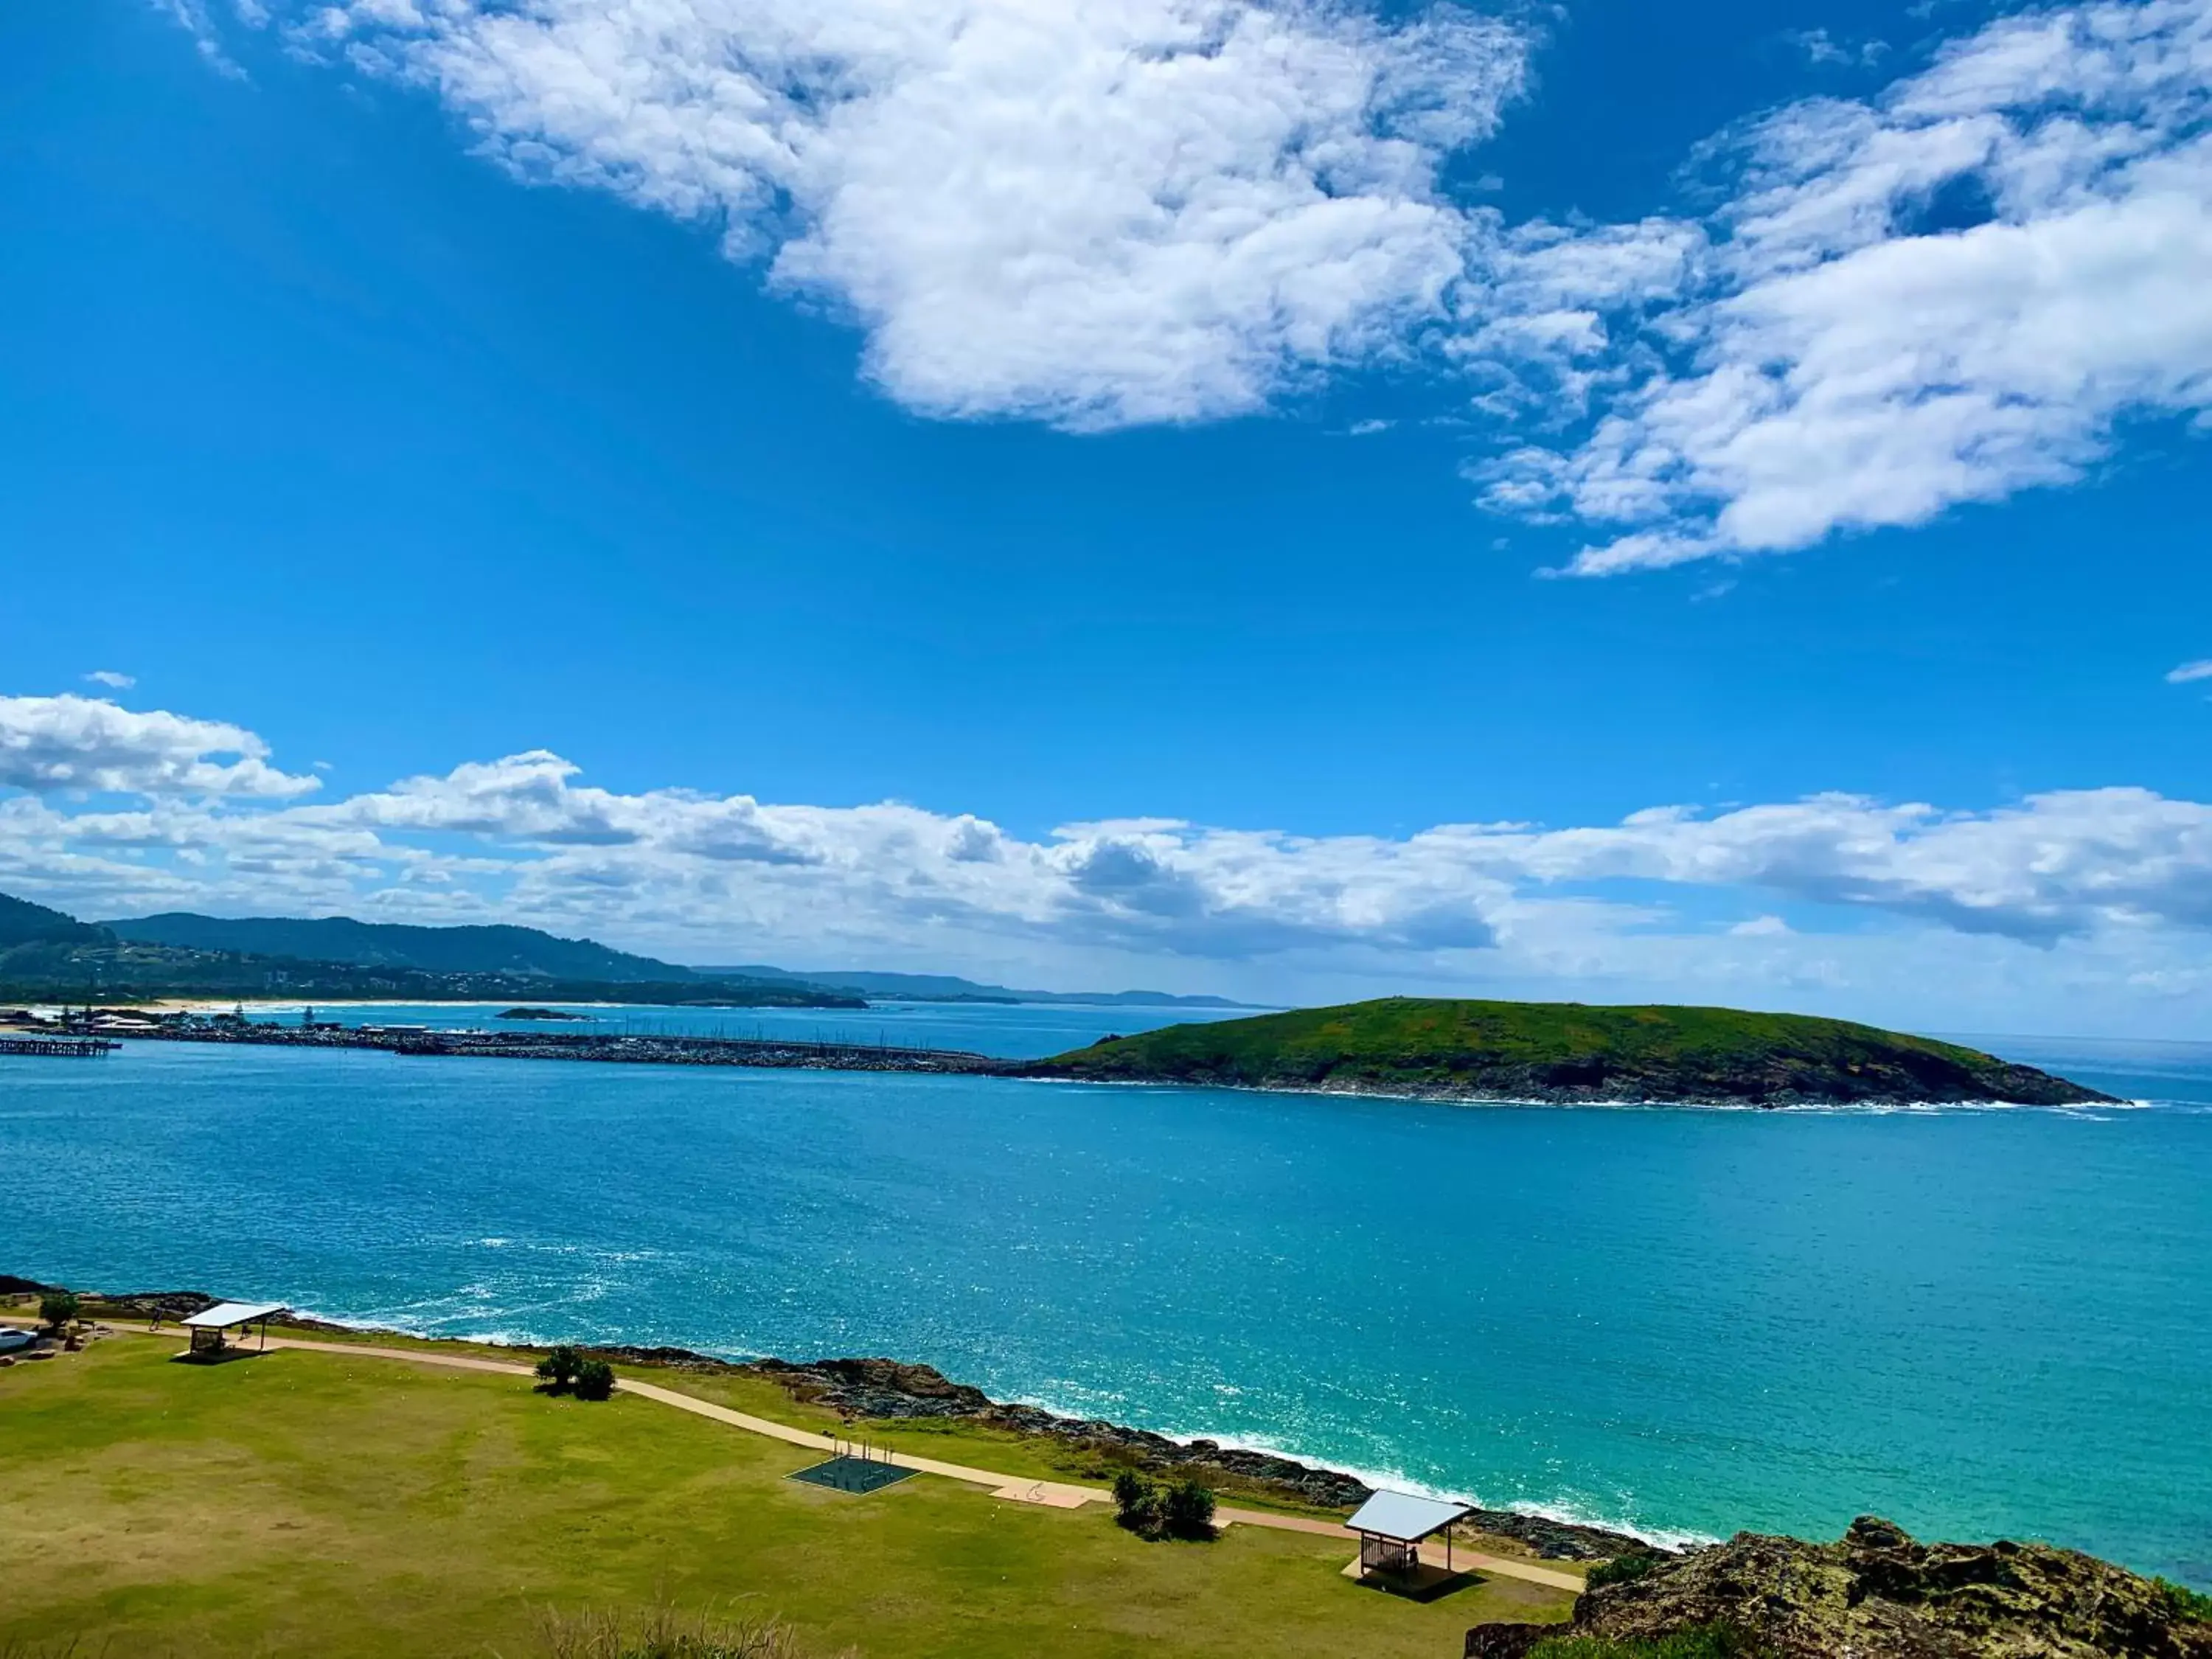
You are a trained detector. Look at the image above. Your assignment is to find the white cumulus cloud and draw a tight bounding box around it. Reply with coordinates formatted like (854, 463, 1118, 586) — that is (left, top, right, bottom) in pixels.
(1481, 0, 2212, 573)
(304, 0, 1528, 429)
(0, 695, 320, 799)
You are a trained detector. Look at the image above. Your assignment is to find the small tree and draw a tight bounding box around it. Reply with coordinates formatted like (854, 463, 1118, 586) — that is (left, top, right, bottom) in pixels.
(536, 1345, 582, 1392)
(572, 1358, 615, 1402)
(1112, 1470, 1161, 1534)
(39, 1290, 81, 1334)
(1162, 1478, 1216, 1540)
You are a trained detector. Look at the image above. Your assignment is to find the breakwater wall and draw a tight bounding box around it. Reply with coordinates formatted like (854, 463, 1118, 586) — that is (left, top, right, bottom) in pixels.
(124, 1023, 1015, 1076)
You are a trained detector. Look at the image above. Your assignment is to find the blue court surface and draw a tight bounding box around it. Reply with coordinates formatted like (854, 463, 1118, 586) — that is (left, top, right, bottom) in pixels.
(787, 1455, 917, 1495)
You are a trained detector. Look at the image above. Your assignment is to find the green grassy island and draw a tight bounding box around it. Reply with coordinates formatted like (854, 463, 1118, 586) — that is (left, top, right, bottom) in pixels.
(1025, 998, 2113, 1107)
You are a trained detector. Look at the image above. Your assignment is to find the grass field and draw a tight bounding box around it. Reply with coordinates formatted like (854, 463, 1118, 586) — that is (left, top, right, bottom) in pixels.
(0, 1334, 1571, 1658)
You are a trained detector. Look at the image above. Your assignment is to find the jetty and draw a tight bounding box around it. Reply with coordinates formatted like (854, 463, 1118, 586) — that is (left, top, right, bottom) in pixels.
(0, 1035, 121, 1058)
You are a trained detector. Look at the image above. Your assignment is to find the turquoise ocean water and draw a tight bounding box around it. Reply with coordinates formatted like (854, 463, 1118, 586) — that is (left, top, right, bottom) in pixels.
(3, 1002, 2207, 1585)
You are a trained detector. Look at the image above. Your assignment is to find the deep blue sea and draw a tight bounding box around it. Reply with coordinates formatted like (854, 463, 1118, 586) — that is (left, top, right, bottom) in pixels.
(4, 1002, 2208, 1587)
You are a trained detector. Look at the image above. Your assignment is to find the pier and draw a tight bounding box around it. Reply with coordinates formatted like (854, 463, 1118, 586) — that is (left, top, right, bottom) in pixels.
(0, 1035, 122, 1058)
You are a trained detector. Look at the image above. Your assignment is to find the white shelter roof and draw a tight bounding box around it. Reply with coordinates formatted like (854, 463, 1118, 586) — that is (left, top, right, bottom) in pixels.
(181, 1301, 287, 1329)
(1345, 1490, 1472, 1543)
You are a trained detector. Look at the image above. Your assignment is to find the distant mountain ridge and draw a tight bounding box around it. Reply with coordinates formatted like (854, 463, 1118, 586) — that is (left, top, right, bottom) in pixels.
(0, 892, 109, 950)
(0, 896, 854, 1009)
(697, 965, 1248, 1008)
(105, 912, 698, 984)
(10, 897, 1244, 1009)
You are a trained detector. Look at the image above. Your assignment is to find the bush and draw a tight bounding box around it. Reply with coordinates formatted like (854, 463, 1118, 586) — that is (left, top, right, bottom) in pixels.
(1112, 1470, 1161, 1534)
(1586, 1551, 1664, 1590)
(1161, 1478, 1216, 1540)
(38, 1290, 80, 1333)
(573, 1358, 616, 1402)
(536, 1345, 583, 1392)
(1112, 1470, 1214, 1540)
(2158, 1577, 2212, 1624)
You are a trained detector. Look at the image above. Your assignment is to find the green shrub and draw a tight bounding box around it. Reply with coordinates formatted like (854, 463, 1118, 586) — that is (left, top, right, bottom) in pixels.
(536, 1345, 583, 1392)
(1110, 1470, 1214, 1540)
(2157, 1577, 2212, 1624)
(573, 1358, 616, 1401)
(1528, 1625, 1753, 1659)
(1585, 1551, 1664, 1590)
(1112, 1470, 1161, 1534)
(38, 1290, 80, 1332)
(1161, 1478, 1217, 1540)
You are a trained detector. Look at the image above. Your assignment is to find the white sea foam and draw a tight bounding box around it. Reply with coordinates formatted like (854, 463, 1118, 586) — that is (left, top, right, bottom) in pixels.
(985, 1385, 1715, 1552)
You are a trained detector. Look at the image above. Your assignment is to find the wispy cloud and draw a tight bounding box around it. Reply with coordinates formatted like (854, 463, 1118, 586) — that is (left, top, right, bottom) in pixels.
(150, 0, 248, 76)
(84, 671, 136, 690)
(1787, 27, 1890, 69)
(2167, 658, 2212, 684)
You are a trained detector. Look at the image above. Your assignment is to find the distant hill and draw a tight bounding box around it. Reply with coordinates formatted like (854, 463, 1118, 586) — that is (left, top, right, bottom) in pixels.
(0, 893, 109, 950)
(105, 913, 698, 984)
(699, 965, 1248, 1008)
(1024, 997, 2112, 1107)
(0, 894, 858, 1009)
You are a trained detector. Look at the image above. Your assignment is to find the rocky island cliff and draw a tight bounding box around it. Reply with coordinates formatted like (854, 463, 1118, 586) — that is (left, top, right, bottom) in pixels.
(1021, 997, 2113, 1107)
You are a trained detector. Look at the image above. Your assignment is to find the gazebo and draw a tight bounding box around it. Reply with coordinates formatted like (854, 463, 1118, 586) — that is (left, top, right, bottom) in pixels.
(178, 1301, 288, 1360)
(1345, 1489, 1475, 1582)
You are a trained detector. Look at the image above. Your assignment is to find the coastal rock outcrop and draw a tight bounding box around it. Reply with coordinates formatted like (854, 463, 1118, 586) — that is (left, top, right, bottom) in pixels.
(1465, 1517, 2212, 1658)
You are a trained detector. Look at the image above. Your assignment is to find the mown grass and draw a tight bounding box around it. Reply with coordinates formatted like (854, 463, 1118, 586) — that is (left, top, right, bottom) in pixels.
(19, 1301, 1514, 1537)
(0, 1335, 1571, 1658)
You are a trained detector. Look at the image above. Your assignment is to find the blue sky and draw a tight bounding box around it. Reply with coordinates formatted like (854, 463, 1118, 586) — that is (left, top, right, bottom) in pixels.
(2, 0, 2209, 1032)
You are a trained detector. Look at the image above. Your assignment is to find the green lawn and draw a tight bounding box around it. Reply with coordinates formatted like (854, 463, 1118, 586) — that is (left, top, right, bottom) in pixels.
(1, 1336, 1571, 1658)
